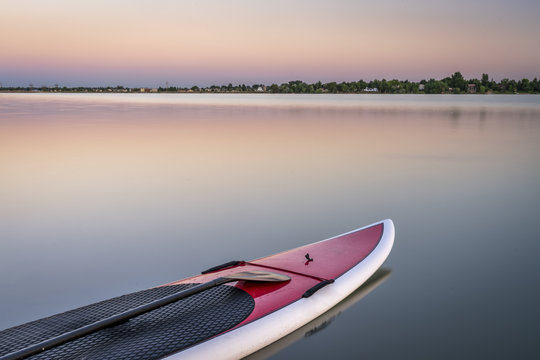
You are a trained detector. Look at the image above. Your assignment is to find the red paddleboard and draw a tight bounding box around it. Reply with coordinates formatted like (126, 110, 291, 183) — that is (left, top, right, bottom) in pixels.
(168, 219, 394, 359)
(0, 219, 394, 360)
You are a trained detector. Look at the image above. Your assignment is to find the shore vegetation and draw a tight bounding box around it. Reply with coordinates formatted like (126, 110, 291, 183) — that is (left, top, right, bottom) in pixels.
(1, 73, 539, 94)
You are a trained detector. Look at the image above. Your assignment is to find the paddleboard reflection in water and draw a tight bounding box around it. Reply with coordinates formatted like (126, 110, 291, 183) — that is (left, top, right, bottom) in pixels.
(243, 268, 392, 360)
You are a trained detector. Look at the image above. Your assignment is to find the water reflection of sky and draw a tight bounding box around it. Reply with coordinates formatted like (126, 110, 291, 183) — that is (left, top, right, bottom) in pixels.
(1, 94, 539, 359)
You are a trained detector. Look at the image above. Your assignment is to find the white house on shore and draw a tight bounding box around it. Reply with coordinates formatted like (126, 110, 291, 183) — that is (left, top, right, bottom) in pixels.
(363, 87, 378, 92)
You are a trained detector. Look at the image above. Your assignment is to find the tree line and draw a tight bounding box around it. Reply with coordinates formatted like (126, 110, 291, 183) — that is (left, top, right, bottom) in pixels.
(1, 72, 539, 94)
(261, 72, 539, 94)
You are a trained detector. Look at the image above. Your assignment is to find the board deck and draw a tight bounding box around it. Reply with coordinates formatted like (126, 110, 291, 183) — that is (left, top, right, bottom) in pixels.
(0, 285, 254, 360)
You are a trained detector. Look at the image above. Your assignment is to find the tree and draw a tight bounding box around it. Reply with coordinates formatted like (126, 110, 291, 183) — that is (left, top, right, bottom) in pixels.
(508, 79, 517, 93)
(450, 72, 467, 92)
(481, 73, 489, 87)
(355, 80, 367, 92)
(279, 83, 290, 93)
(499, 78, 511, 93)
(424, 79, 447, 94)
(325, 82, 337, 93)
(532, 78, 540, 92)
(518, 78, 530, 93)
(337, 82, 349, 93)
(388, 79, 401, 93)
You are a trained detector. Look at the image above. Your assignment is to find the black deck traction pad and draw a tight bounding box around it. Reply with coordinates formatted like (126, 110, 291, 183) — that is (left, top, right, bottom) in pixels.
(0, 284, 255, 360)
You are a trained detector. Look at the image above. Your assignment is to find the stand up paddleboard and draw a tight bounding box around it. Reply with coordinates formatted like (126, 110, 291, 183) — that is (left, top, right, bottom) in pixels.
(0, 219, 394, 360)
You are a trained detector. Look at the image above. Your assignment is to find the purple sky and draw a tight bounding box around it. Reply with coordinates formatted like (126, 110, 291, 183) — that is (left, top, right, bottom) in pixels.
(1, 0, 539, 87)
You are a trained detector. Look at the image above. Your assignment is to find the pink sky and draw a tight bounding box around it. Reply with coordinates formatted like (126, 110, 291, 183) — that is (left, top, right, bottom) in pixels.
(1, 0, 539, 87)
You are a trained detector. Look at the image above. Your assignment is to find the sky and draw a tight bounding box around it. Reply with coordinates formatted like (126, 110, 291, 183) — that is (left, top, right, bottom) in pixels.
(1, 0, 539, 87)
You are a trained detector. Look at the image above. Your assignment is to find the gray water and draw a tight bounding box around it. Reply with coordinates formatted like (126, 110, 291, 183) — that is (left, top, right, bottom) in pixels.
(1, 93, 539, 359)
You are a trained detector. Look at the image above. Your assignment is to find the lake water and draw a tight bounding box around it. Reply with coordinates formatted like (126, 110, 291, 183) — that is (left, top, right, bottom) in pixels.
(1, 93, 539, 359)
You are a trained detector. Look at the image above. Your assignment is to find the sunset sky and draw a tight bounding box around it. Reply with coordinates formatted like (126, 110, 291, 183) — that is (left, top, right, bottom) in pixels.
(1, 0, 539, 87)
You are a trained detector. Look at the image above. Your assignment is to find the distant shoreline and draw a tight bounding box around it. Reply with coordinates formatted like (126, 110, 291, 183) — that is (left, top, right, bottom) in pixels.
(1, 90, 539, 95)
(1, 72, 539, 95)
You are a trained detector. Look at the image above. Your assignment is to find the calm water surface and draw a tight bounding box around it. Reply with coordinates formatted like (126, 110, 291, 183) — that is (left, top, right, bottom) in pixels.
(1, 94, 539, 359)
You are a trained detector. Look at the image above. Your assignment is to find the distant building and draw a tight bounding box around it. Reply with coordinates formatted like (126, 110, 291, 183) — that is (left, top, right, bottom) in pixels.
(363, 87, 378, 92)
(467, 84, 477, 93)
(418, 84, 425, 91)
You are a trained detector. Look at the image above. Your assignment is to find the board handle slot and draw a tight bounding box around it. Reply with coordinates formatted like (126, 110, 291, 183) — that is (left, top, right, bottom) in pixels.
(302, 279, 335, 298)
